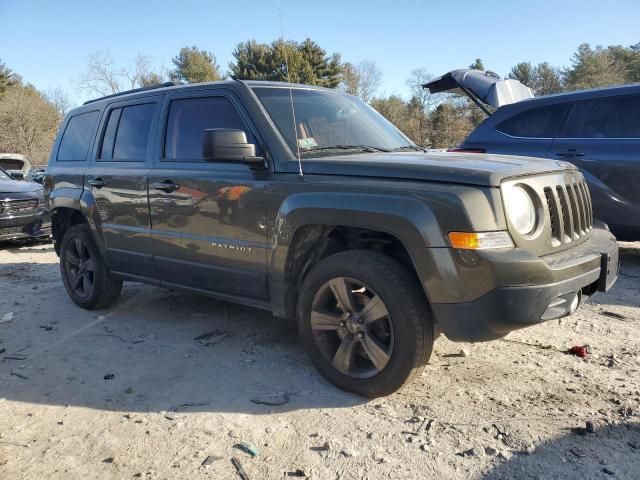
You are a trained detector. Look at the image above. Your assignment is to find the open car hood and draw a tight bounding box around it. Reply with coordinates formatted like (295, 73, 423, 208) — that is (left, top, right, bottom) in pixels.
(0, 154, 32, 178)
(423, 69, 533, 111)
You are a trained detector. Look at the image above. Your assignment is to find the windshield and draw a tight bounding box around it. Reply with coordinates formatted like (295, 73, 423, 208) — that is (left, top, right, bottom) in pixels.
(0, 168, 10, 180)
(0, 159, 25, 171)
(253, 87, 414, 158)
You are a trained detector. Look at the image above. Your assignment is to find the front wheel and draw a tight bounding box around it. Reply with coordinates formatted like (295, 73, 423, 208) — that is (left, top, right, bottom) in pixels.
(297, 250, 433, 397)
(59, 224, 122, 309)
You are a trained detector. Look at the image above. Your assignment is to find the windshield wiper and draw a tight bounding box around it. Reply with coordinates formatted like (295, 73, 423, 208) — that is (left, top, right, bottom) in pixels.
(391, 145, 427, 152)
(302, 144, 392, 155)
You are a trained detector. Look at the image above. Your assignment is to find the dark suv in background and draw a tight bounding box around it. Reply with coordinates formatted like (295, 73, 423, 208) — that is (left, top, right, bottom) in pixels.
(0, 166, 50, 242)
(45, 80, 618, 397)
(425, 70, 640, 240)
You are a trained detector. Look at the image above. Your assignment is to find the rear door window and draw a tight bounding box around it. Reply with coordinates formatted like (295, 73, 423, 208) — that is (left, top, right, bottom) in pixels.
(559, 95, 640, 138)
(99, 103, 156, 161)
(163, 96, 251, 161)
(496, 104, 567, 138)
(57, 111, 99, 161)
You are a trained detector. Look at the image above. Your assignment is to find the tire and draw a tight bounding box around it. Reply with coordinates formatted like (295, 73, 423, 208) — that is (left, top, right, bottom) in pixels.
(59, 223, 122, 309)
(297, 250, 433, 397)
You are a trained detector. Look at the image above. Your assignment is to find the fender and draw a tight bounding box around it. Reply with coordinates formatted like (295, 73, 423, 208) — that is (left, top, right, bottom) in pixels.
(49, 187, 107, 252)
(581, 168, 633, 207)
(268, 192, 445, 284)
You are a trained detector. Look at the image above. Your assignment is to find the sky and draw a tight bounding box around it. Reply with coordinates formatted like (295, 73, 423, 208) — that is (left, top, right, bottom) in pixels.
(2, 0, 639, 106)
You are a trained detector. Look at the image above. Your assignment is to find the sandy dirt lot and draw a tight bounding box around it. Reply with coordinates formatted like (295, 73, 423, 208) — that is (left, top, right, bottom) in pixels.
(0, 241, 638, 480)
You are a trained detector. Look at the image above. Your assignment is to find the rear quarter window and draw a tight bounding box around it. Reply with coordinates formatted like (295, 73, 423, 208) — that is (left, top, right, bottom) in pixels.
(57, 111, 100, 161)
(559, 95, 640, 138)
(496, 104, 567, 138)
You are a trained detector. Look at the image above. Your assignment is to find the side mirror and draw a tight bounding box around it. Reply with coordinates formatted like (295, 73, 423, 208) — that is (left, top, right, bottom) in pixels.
(202, 129, 265, 169)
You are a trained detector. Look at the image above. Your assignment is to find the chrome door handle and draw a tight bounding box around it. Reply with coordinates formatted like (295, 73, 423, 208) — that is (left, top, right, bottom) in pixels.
(153, 181, 181, 193)
(88, 178, 107, 188)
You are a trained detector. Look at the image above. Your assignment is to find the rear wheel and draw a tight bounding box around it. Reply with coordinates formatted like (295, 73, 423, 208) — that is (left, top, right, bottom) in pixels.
(59, 224, 122, 309)
(298, 250, 433, 397)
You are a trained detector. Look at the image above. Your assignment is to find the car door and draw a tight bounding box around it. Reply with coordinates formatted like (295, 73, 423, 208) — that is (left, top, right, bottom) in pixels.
(87, 97, 160, 279)
(467, 103, 568, 159)
(549, 94, 640, 235)
(149, 89, 270, 301)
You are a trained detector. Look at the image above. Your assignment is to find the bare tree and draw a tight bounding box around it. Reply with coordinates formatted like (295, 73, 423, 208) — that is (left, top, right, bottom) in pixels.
(404, 68, 440, 146)
(45, 86, 74, 117)
(340, 60, 382, 102)
(406, 68, 440, 113)
(77, 51, 162, 97)
(77, 50, 122, 96)
(124, 54, 154, 90)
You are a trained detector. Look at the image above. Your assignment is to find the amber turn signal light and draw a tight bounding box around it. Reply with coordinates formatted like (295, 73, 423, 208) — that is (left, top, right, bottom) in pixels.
(448, 231, 514, 250)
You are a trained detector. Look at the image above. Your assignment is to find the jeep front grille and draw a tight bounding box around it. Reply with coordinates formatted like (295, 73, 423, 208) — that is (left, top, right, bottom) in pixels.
(544, 178, 592, 246)
(0, 198, 38, 216)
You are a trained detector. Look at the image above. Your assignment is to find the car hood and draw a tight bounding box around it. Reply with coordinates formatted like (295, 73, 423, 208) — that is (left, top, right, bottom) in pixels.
(0, 179, 43, 194)
(423, 69, 533, 109)
(300, 152, 576, 187)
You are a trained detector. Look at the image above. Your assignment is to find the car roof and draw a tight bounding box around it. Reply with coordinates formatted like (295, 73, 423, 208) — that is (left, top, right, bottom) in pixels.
(80, 79, 334, 108)
(513, 82, 640, 106)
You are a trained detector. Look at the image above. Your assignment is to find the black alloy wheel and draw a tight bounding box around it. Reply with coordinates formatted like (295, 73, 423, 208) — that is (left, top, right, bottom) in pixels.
(310, 276, 394, 378)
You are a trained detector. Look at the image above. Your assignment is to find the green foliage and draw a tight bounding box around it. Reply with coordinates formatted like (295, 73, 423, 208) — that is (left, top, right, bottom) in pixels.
(469, 58, 485, 70)
(170, 46, 222, 84)
(139, 71, 166, 87)
(508, 61, 563, 95)
(230, 38, 342, 88)
(564, 43, 630, 90)
(508, 62, 536, 87)
(429, 101, 472, 148)
(0, 59, 18, 94)
(533, 62, 564, 95)
(603, 44, 640, 83)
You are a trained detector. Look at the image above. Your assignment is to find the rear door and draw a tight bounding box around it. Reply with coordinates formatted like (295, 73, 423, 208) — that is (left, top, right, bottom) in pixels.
(550, 94, 640, 232)
(149, 89, 270, 301)
(472, 103, 568, 158)
(87, 97, 160, 278)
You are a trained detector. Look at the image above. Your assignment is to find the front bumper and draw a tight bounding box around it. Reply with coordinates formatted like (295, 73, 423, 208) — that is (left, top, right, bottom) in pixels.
(0, 212, 51, 241)
(425, 226, 619, 342)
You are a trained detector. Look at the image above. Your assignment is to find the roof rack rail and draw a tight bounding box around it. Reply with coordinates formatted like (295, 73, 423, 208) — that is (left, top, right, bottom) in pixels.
(83, 82, 176, 105)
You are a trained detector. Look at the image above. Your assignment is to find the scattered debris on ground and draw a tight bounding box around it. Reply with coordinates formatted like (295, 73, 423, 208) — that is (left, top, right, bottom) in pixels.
(201, 455, 223, 466)
(250, 392, 290, 406)
(600, 310, 627, 320)
(194, 329, 229, 347)
(231, 457, 250, 480)
(234, 442, 260, 458)
(568, 344, 592, 357)
(9, 370, 28, 380)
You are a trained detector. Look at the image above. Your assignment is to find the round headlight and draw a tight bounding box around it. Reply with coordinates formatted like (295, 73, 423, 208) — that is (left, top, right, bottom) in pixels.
(506, 185, 537, 236)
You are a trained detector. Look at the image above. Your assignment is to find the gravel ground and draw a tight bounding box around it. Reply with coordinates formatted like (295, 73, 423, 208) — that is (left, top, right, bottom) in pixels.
(0, 241, 638, 480)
